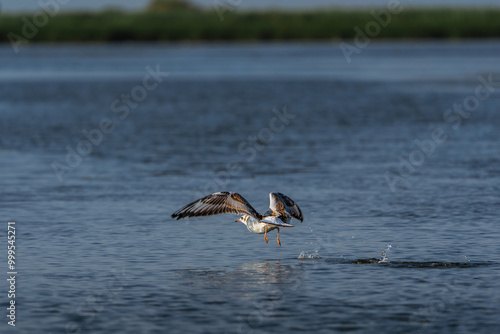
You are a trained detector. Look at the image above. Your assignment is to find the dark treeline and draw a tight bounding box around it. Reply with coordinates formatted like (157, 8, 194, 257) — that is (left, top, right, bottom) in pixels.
(1, 6, 500, 43)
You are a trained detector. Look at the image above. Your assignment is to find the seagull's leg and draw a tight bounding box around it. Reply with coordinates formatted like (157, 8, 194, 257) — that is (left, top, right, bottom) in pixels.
(264, 225, 269, 243)
(276, 227, 281, 247)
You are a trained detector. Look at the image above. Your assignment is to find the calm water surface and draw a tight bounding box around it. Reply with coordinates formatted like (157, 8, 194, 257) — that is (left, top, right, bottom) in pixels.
(1, 42, 500, 333)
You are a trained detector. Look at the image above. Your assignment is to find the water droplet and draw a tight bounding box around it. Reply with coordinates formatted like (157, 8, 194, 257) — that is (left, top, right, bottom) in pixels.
(379, 244, 392, 263)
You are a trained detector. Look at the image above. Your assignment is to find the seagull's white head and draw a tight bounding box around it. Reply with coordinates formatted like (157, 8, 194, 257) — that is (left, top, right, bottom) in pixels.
(236, 215, 251, 225)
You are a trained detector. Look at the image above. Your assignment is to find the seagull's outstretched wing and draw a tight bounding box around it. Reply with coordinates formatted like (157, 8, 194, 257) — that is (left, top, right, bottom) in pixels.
(269, 192, 304, 222)
(261, 216, 295, 228)
(171, 192, 262, 220)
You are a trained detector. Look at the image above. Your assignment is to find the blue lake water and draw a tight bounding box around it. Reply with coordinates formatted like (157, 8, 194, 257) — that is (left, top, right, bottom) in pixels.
(1, 41, 500, 333)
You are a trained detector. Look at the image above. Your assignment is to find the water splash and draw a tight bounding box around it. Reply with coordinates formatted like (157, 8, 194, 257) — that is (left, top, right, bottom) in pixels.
(378, 244, 392, 263)
(302, 217, 326, 256)
(298, 250, 321, 259)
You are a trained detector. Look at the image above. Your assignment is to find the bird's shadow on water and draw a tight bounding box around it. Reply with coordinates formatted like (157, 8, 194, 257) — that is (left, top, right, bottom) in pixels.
(325, 257, 494, 268)
(173, 255, 495, 293)
(293, 242, 495, 269)
(295, 249, 495, 268)
(170, 251, 496, 305)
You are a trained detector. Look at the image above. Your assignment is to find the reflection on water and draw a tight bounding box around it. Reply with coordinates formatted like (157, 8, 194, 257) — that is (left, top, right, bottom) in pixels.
(174, 259, 305, 290)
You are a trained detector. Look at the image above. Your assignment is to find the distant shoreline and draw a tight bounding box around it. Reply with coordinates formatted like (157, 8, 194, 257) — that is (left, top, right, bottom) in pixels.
(1, 8, 499, 45)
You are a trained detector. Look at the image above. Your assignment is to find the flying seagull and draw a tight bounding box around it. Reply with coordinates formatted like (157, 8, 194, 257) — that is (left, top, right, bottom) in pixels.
(171, 192, 303, 246)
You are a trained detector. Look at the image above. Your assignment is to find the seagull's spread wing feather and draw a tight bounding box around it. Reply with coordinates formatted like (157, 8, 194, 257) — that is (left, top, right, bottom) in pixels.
(269, 192, 304, 222)
(171, 192, 261, 220)
(261, 216, 295, 228)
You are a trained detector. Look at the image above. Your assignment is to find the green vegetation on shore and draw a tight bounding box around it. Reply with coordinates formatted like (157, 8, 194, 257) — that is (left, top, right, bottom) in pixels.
(1, 6, 500, 43)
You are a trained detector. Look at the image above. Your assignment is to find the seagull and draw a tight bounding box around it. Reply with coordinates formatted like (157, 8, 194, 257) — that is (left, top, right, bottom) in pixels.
(171, 192, 303, 246)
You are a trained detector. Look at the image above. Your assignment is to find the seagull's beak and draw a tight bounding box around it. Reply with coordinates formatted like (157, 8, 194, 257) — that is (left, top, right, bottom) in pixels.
(236, 218, 242, 223)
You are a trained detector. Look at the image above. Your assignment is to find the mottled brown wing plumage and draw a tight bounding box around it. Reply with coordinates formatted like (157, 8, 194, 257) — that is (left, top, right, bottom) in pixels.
(269, 192, 304, 222)
(171, 192, 262, 220)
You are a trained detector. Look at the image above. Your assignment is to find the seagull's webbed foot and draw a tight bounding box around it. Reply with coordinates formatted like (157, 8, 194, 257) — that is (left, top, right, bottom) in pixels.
(276, 227, 281, 247)
(264, 225, 269, 243)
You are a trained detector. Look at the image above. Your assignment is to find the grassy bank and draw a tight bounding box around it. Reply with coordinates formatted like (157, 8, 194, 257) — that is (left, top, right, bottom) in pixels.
(1, 8, 500, 43)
